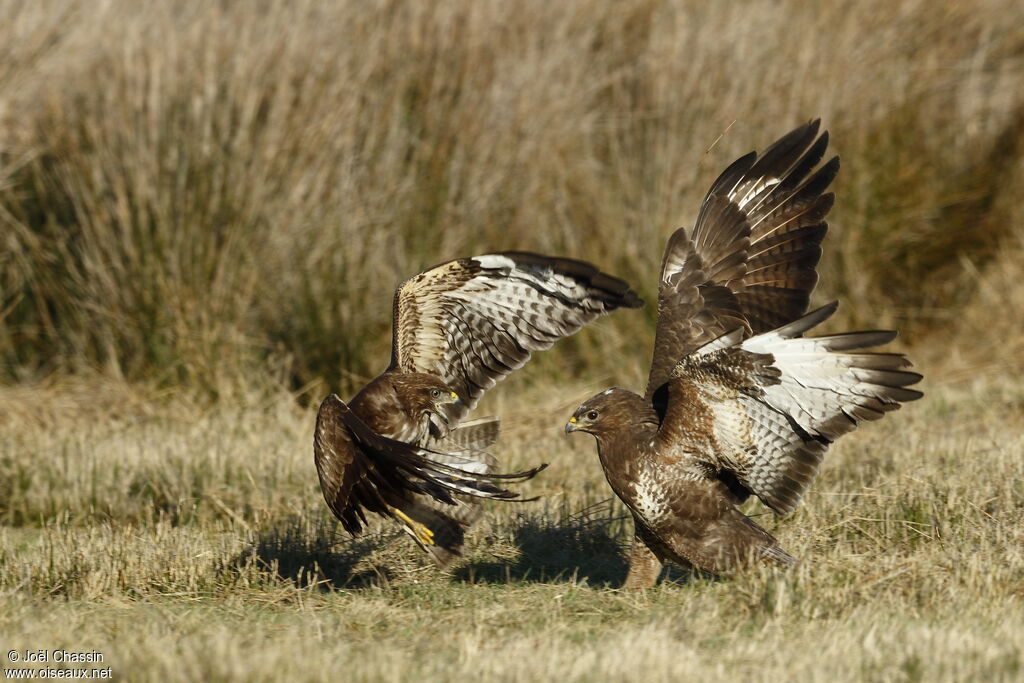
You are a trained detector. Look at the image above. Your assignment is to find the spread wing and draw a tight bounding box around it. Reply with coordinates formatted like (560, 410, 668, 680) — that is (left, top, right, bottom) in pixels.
(646, 120, 839, 399)
(659, 303, 922, 515)
(389, 252, 642, 424)
(313, 395, 545, 536)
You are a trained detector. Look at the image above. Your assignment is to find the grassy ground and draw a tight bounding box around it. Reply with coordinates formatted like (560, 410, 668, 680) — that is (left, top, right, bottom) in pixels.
(3, 0, 1024, 680)
(1, 369, 1022, 681)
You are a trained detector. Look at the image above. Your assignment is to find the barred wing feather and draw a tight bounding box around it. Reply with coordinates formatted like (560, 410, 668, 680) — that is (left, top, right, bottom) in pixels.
(390, 252, 642, 426)
(665, 303, 922, 515)
(647, 121, 838, 398)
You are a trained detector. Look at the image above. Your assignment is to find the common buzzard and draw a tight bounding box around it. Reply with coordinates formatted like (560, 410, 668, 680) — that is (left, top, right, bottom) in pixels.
(315, 253, 642, 566)
(565, 122, 922, 588)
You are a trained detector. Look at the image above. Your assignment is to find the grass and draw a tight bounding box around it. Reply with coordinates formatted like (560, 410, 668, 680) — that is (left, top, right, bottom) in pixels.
(2, 0, 1024, 679)
(1, 372, 1022, 680)
(2, 0, 1024, 393)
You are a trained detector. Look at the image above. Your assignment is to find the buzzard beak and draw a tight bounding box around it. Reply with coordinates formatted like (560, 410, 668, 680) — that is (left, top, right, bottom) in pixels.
(431, 392, 461, 435)
(565, 416, 579, 434)
(434, 391, 462, 413)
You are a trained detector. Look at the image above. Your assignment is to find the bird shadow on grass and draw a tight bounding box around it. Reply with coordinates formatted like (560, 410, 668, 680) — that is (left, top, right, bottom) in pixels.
(234, 515, 402, 590)
(234, 503, 696, 591)
(454, 499, 693, 588)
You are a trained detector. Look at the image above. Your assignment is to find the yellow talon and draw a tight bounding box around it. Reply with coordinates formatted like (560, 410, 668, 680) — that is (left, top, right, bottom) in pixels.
(390, 507, 435, 546)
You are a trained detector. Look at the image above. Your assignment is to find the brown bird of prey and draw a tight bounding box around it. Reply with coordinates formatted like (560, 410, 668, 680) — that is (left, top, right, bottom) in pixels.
(565, 121, 922, 588)
(314, 253, 642, 566)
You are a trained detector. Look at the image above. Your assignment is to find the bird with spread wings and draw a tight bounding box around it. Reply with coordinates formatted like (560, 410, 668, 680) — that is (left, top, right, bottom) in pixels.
(314, 253, 642, 566)
(565, 121, 922, 588)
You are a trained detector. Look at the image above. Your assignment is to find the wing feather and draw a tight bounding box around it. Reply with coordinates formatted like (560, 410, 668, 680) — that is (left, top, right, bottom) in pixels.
(390, 252, 642, 424)
(645, 226, 749, 404)
(313, 395, 546, 536)
(646, 121, 838, 398)
(661, 304, 922, 515)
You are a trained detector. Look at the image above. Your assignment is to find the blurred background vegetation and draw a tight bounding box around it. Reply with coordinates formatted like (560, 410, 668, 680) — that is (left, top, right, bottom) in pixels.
(2, 6, 1023, 676)
(2, 0, 1023, 399)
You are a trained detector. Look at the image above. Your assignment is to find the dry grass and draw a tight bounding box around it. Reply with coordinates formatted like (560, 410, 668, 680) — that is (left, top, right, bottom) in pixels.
(1, 374, 1022, 681)
(2, 0, 1024, 393)
(2, 0, 1024, 680)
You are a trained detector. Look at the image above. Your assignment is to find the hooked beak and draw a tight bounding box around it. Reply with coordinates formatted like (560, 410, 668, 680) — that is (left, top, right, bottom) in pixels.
(433, 391, 463, 429)
(565, 416, 579, 434)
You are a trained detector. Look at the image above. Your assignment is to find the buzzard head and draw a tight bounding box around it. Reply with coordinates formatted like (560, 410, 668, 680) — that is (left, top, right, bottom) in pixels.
(390, 373, 463, 437)
(565, 388, 652, 439)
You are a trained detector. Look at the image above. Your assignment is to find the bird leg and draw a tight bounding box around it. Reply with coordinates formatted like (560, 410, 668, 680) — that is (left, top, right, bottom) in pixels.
(621, 534, 663, 590)
(388, 506, 436, 546)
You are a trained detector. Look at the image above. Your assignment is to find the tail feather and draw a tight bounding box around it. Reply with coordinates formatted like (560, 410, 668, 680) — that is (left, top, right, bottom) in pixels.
(429, 415, 501, 452)
(759, 544, 797, 567)
(341, 405, 546, 503)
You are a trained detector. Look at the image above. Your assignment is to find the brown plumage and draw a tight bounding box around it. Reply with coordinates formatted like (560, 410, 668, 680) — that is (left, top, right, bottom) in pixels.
(315, 252, 642, 566)
(566, 122, 922, 588)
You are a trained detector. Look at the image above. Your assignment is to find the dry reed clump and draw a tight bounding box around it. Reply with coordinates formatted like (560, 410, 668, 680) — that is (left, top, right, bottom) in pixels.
(1, 2, 1023, 678)
(1, 0, 1023, 396)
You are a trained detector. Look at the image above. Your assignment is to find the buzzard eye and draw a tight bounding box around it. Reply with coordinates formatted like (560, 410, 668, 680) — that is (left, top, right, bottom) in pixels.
(430, 389, 442, 399)
(586, 410, 598, 420)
